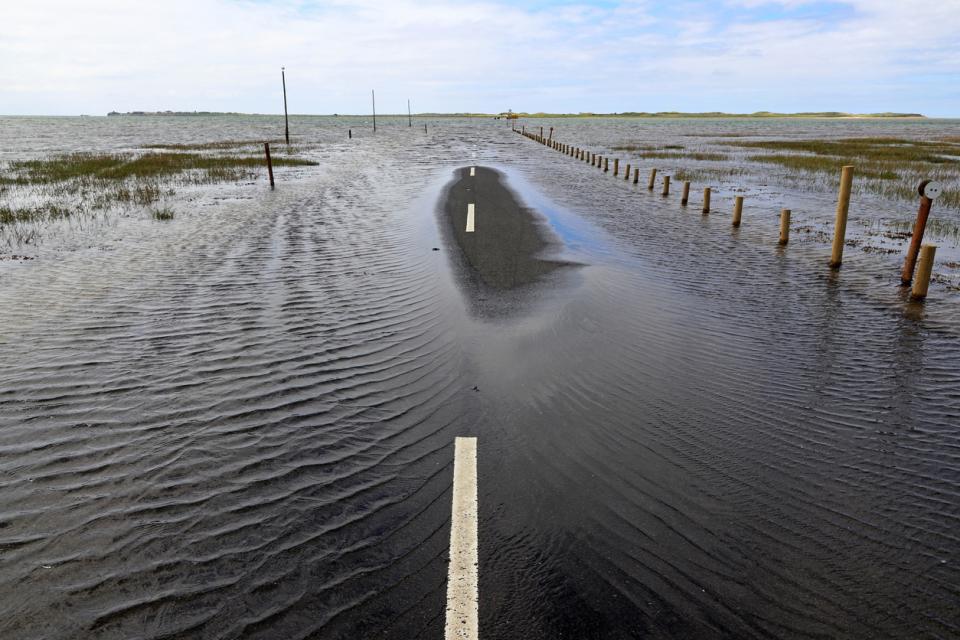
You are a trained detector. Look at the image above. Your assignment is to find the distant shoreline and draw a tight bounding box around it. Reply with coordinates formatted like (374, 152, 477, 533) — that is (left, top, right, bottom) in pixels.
(103, 110, 928, 119)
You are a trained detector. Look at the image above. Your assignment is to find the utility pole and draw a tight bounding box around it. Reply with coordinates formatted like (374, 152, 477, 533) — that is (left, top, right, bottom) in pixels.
(372, 90, 376, 132)
(408, 99, 412, 127)
(282, 67, 289, 144)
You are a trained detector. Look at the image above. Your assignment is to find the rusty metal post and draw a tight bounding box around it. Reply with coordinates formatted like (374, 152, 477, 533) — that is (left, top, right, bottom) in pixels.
(264, 142, 275, 189)
(901, 180, 941, 285)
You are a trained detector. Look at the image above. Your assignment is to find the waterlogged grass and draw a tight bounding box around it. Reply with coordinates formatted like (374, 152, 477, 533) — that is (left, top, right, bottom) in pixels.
(143, 139, 287, 151)
(7, 152, 317, 185)
(728, 137, 960, 208)
(0, 204, 74, 225)
(0, 148, 318, 245)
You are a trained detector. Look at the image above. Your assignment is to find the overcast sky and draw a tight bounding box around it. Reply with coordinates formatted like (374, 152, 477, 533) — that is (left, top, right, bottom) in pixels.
(2, 0, 958, 116)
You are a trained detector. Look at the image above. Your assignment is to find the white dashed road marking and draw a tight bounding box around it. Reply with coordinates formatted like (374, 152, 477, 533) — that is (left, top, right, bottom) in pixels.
(466, 204, 475, 233)
(445, 437, 478, 640)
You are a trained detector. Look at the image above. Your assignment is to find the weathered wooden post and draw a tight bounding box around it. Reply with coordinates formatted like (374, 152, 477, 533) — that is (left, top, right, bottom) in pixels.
(372, 89, 377, 132)
(779, 209, 791, 245)
(540, 126, 544, 139)
(901, 180, 942, 285)
(911, 244, 937, 300)
(408, 99, 412, 127)
(647, 168, 657, 191)
(613, 158, 619, 176)
(829, 165, 855, 269)
(603, 157, 609, 172)
(624, 164, 631, 181)
(425, 123, 428, 133)
(681, 181, 691, 206)
(702, 187, 711, 214)
(732, 196, 744, 227)
(281, 67, 290, 145)
(633, 167, 639, 185)
(549, 127, 553, 142)
(264, 142, 275, 189)
(348, 129, 352, 139)
(662, 175, 671, 197)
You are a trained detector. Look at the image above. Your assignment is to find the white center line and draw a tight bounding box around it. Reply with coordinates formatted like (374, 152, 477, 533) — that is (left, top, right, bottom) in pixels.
(470, 167, 476, 177)
(445, 437, 478, 640)
(466, 204, 475, 233)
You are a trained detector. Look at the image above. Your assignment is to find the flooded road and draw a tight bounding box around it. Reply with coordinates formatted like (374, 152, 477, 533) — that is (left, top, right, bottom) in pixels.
(1, 117, 959, 639)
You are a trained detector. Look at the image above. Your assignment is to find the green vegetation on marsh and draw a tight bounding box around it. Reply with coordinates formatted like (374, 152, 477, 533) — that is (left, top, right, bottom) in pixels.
(728, 137, 960, 208)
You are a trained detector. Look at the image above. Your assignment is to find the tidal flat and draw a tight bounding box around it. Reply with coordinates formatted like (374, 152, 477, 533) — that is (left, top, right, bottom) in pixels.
(1, 114, 959, 639)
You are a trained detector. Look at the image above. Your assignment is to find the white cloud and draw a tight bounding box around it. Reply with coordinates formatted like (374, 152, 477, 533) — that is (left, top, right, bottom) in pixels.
(0, 0, 957, 115)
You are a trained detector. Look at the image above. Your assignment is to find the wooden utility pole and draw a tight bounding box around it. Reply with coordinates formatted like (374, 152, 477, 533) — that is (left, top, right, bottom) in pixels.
(282, 67, 289, 145)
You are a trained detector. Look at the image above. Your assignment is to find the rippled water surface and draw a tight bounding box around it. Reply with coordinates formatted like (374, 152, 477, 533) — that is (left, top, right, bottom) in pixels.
(1, 116, 959, 639)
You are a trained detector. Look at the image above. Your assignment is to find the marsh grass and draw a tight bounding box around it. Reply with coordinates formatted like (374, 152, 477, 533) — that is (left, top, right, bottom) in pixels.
(0, 149, 318, 245)
(143, 139, 287, 151)
(728, 137, 960, 208)
(8, 152, 316, 185)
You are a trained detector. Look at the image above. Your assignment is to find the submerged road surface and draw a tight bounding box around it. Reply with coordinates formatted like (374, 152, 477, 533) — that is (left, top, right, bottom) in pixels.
(2, 130, 959, 640)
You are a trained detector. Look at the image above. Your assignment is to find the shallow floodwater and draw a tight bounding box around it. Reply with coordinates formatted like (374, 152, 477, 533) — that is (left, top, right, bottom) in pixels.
(1, 116, 959, 639)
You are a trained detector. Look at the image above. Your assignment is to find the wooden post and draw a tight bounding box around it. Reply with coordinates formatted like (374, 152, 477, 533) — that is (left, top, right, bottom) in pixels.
(829, 165, 855, 269)
(732, 196, 744, 227)
(613, 158, 619, 176)
(648, 168, 657, 191)
(901, 181, 937, 285)
(549, 127, 553, 142)
(681, 181, 690, 206)
(425, 123, 428, 133)
(633, 167, 639, 184)
(624, 164, 631, 181)
(281, 67, 290, 145)
(911, 244, 937, 300)
(264, 142, 275, 189)
(348, 129, 352, 139)
(408, 99, 412, 127)
(372, 89, 376, 132)
(662, 175, 671, 197)
(779, 209, 791, 245)
(702, 187, 711, 214)
(604, 157, 609, 172)
(540, 126, 543, 139)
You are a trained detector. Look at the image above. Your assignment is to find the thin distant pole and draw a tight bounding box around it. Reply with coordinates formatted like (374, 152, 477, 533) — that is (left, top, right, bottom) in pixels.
(372, 90, 376, 132)
(282, 67, 289, 144)
(408, 99, 412, 127)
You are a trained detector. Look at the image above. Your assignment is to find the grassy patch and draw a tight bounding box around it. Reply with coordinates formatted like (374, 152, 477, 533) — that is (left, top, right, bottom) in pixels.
(727, 137, 960, 163)
(631, 151, 727, 161)
(142, 139, 287, 151)
(8, 152, 317, 185)
(152, 207, 175, 221)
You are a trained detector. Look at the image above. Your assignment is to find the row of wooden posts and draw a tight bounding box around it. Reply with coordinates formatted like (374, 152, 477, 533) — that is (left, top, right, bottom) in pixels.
(515, 125, 940, 302)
